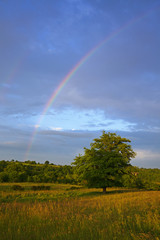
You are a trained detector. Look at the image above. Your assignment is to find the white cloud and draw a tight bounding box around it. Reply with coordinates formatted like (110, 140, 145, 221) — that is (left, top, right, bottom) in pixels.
(34, 125, 40, 129)
(50, 127, 63, 131)
(136, 149, 160, 160)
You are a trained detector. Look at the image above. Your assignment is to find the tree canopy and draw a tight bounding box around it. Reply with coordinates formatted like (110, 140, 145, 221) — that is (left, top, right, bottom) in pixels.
(72, 131, 136, 193)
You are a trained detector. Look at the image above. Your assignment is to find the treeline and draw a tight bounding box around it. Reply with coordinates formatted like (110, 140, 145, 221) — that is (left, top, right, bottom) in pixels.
(0, 160, 160, 190)
(0, 160, 75, 184)
(122, 166, 160, 190)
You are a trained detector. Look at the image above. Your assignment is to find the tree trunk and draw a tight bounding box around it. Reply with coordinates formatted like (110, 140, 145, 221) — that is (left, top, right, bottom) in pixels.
(103, 187, 106, 194)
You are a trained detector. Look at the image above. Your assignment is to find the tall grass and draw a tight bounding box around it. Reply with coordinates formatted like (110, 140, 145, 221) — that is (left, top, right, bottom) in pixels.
(0, 189, 160, 239)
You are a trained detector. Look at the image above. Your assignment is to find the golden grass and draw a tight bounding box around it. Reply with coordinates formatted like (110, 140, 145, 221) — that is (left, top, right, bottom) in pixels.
(0, 186, 160, 239)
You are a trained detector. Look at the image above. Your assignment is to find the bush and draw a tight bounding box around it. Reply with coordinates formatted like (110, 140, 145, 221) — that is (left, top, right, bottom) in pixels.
(66, 186, 81, 191)
(144, 182, 160, 191)
(11, 185, 24, 191)
(0, 172, 9, 182)
(31, 185, 51, 191)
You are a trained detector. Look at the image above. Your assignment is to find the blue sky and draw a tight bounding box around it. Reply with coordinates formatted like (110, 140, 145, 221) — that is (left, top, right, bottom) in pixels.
(0, 0, 160, 167)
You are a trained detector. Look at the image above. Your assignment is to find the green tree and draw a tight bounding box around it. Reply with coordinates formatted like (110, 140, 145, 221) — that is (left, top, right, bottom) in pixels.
(45, 160, 50, 165)
(72, 131, 136, 193)
(0, 172, 9, 182)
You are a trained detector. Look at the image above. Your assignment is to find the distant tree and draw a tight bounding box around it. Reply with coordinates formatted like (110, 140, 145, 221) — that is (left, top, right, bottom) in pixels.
(25, 160, 37, 164)
(31, 161, 37, 164)
(0, 172, 9, 182)
(0, 160, 7, 171)
(45, 160, 50, 165)
(72, 131, 136, 193)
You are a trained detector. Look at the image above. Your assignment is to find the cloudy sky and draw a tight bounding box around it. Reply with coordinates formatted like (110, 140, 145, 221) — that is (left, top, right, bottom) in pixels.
(0, 0, 160, 167)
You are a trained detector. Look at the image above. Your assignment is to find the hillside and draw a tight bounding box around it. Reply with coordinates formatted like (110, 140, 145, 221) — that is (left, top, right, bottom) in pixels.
(0, 160, 160, 190)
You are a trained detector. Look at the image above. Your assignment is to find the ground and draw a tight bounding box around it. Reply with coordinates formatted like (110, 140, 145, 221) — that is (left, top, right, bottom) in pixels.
(0, 183, 160, 240)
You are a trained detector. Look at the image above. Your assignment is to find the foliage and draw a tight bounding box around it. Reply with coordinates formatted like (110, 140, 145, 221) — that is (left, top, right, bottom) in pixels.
(72, 131, 136, 192)
(122, 165, 160, 190)
(0, 160, 75, 184)
(11, 185, 24, 191)
(1, 152, 160, 191)
(31, 185, 51, 191)
(45, 161, 50, 165)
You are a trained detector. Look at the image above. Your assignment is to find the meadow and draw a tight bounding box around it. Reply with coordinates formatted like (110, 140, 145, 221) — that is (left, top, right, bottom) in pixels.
(0, 183, 160, 240)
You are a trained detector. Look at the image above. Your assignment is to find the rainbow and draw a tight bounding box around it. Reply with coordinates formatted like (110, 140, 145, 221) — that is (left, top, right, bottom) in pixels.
(24, 5, 159, 161)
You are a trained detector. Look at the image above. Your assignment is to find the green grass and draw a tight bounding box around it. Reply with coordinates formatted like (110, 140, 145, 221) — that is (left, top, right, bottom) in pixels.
(0, 183, 160, 239)
(0, 183, 86, 202)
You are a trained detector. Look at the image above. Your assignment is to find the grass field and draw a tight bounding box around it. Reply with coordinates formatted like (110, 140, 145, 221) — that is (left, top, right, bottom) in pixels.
(0, 183, 160, 240)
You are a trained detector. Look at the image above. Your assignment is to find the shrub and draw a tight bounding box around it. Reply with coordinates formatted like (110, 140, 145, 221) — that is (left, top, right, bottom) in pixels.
(31, 185, 51, 191)
(0, 172, 9, 182)
(66, 186, 81, 191)
(11, 185, 24, 191)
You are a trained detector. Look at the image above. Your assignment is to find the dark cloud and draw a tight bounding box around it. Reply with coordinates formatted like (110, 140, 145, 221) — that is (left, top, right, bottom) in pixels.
(0, 0, 160, 166)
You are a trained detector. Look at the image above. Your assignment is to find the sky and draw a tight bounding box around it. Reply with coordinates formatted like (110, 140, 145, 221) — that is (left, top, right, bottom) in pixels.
(0, 0, 160, 168)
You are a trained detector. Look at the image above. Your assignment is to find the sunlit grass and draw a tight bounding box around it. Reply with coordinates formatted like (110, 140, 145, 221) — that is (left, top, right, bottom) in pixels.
(0, 184, 160, 239)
